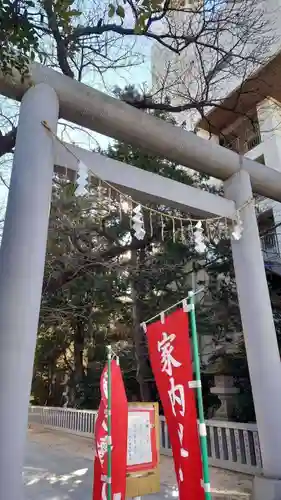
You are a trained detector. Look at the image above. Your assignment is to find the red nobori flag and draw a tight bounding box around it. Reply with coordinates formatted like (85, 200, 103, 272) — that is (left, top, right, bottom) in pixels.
(146, 308, 204, 500)
(93, 360, 128, 500)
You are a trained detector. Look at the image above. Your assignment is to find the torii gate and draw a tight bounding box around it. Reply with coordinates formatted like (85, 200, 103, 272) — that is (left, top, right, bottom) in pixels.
(0, 65, 280, 500)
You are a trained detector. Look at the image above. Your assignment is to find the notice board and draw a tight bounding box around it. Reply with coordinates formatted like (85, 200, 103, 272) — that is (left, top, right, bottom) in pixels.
(126, 402, 160, 498)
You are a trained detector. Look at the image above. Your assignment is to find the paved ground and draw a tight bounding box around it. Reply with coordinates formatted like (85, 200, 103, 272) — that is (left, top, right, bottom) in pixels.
(24, 435, 176, 500)
(24, 426, 253, 499)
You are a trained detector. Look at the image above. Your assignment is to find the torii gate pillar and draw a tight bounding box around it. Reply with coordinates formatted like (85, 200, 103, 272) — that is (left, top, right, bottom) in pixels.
(225, 170, 281, 499)
(0, 84, 59, 500)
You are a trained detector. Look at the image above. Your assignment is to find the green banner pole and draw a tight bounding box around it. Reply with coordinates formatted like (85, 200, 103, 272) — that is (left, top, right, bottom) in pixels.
(188, 291, 212, 500)
(107, 345, 112, 500)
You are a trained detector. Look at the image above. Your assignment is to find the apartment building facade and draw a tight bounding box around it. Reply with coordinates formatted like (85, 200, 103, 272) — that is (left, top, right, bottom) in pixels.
(196, 72, 281, 280)
(152, 0, 281, 128)
(152, 0, 281, 277)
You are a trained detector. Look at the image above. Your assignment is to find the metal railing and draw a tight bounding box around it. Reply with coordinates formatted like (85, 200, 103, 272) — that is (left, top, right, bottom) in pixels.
(245, 132, 261, 152)
(28, 406, 262, 475)
(260, 232, 281, 261)
(219, 132, 261, 155)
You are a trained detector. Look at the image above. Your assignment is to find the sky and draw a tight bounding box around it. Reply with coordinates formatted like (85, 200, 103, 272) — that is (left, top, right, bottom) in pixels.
(0, 25, 153, 224)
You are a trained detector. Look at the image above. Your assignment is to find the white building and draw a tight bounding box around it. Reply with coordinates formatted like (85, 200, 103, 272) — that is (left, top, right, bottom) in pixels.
(151, 0, 281, 276)
(196, 74, 281, 277)
(151, 0, 281, 129)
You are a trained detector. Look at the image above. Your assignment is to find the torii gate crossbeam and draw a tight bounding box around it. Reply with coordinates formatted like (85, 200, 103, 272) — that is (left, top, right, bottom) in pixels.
(0, 77, 280, 500)
(1, 63, 281, 202)
(53, 140, 236, 218)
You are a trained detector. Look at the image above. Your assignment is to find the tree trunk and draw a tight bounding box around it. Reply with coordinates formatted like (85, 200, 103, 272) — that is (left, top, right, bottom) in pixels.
(131, 247, 152, 402)
(47, 364, 55, 405)
(71, 319, 85, 406)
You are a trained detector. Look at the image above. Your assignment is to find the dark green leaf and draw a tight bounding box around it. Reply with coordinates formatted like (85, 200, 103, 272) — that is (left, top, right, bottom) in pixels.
(116, 4, 125, 18)
(108, 3, 115, 17)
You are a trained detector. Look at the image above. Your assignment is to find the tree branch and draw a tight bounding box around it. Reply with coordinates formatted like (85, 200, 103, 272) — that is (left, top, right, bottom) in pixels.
(43, 235, 150, 295)
(42, 0, 74, 78)
(68, 23, 189, 53)
(0, 127, 17, 156)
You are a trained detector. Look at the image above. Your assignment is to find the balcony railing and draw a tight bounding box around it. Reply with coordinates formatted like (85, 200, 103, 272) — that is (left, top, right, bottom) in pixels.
(260, 232, 281, 265)
(245, 132, 261, 152)
(220, 131, 261, 155)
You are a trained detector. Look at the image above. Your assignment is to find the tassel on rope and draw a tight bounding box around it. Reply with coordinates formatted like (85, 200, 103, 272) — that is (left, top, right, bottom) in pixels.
(43, 123, 254, 250)
(132, 204, 146, 240)
(75, 161, 89, 196)
(194, 221, 206, 253)
(232, 211, 244, 241)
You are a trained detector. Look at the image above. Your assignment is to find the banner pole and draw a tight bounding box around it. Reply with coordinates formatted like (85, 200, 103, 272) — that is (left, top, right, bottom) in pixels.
(188, 291, 212, 500)
(107, 345, 112, 500)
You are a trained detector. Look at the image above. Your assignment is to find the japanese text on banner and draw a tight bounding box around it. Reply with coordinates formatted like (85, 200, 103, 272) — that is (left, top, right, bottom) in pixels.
(93, 361, 128, 500)
(146, 308, 204, 500)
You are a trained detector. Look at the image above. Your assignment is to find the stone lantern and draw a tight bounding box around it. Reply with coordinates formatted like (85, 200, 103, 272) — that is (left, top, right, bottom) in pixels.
(206, 352, 241, 421)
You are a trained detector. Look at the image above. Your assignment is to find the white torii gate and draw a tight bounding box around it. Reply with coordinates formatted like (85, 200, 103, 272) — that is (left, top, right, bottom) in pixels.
(0, 66, 280, 500)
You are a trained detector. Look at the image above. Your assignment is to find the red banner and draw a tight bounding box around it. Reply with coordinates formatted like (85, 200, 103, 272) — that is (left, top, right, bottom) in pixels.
(93, 360, 128, 500)
(146, 308, 204, 499)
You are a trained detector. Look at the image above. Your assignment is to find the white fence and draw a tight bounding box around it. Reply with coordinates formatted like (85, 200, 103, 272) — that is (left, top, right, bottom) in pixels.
(28, 406, 262, 475)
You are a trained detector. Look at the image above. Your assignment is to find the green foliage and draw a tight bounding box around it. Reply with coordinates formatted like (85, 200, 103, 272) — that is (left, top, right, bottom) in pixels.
(0, 0, 38, 75)
(0, 0, 81, 75)
(51, 0, 81, 33)
(108, 3, 115, 17)
(116, 4, 125, 18)
(33, 92, 204, 407)
(32, 88, 229, 413)
(32, 86, 278, 423)
(108, 0, 163, 33)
